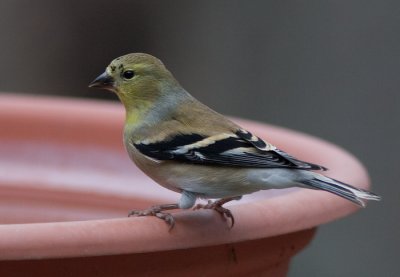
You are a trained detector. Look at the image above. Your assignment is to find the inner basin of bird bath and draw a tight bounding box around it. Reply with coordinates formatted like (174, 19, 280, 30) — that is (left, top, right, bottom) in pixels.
(0, 94, 370, 276)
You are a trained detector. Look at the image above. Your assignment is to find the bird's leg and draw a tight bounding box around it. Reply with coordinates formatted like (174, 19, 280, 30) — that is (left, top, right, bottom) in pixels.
(194, 196, 242, 227)
(128, 203, 179, 230)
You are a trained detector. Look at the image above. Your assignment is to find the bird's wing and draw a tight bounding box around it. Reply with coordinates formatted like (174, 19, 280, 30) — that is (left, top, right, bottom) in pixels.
(134, 129, 326, 171)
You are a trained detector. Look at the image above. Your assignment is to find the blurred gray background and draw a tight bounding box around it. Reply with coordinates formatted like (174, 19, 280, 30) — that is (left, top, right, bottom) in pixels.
(0, 1, 398, 276)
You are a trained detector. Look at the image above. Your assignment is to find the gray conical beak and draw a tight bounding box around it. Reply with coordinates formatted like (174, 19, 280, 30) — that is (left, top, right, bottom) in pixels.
(88, 72, 115, 89)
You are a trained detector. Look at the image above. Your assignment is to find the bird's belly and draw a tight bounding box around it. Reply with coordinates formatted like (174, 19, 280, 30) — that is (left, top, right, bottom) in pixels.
(130, 151, 264, 198)
(156, 163, 264, 198)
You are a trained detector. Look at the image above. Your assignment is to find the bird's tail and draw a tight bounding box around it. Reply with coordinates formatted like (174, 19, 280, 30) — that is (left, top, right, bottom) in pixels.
(302, 175, 381, 207)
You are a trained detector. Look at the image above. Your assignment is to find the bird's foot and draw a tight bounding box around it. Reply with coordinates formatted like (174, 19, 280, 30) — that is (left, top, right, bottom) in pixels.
(194, 196, 241, 228)
(128, 203, 179, 230)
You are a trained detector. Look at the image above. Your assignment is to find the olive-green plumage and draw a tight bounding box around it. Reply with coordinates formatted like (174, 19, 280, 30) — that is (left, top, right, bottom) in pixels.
(94, 53, 241, 143)
(105, 54, 177, 125)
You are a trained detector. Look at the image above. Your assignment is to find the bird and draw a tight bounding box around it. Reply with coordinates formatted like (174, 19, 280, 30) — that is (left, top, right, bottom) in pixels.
(89, 53, 380, 229)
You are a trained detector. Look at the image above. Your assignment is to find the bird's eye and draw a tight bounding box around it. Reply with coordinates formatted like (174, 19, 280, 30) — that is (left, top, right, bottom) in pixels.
(122, 70, 135, 80)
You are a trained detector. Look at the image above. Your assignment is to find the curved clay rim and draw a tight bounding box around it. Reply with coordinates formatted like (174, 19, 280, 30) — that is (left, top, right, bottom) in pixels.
(0, 94, 371, 260)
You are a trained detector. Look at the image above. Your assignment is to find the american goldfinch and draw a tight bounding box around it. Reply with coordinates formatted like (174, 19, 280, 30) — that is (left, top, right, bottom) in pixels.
(89, 53, 380, 228)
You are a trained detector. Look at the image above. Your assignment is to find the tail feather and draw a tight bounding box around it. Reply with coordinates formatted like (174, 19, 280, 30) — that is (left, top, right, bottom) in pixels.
(302, 176, 381, 207)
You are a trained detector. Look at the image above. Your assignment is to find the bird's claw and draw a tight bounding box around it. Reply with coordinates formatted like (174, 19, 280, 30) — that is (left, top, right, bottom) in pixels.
(194, 200, 235, 228)
(128, 205, 176, 230)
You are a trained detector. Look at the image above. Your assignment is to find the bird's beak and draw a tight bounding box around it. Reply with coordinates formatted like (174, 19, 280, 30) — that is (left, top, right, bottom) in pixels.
(88, 72, 115, 90)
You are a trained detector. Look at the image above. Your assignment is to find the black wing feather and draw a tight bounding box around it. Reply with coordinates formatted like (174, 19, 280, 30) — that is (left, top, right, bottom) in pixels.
(134, 132, 326, 170)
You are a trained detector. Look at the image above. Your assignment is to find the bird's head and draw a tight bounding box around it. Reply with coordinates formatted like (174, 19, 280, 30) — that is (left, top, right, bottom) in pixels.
(89, 53, 180, 112)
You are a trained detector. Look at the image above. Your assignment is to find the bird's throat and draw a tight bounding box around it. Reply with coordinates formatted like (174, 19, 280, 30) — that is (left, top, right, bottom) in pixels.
(120, 97, 154, 127)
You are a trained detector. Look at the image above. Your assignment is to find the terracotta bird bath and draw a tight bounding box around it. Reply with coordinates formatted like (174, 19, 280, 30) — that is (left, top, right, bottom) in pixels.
(0, 94, 371, 276)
